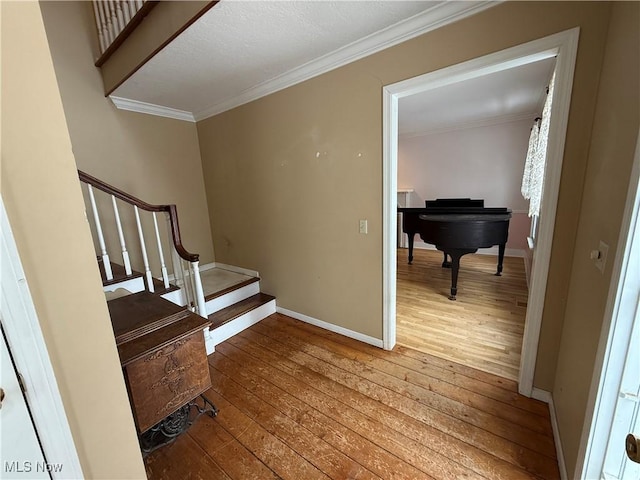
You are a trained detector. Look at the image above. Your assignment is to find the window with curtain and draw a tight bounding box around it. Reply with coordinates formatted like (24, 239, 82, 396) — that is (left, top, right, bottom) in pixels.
(521, 69, 556, 246)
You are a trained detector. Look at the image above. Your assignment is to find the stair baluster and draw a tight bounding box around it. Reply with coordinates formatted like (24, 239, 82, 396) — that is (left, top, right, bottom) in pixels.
(92, 1, 107, 52)
(111, 195, 132, 276)
(134, 206, 154, 293)
(190, 261, 207, 318)
(183, 260, 195, 310)
(113, 0, 126, 33)
(152, 212, 170, 289)
(86, 184, 113, 281)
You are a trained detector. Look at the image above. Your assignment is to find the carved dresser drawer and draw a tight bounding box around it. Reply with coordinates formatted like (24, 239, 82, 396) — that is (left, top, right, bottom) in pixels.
(124, 329, 210, 433)
(108, 291, 212, 434)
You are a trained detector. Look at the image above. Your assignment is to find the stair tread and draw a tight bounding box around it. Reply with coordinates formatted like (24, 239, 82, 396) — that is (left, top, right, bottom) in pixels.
(151, 276, 180, 295)
(208, 293, 275, 329)
(98, 258, 143, 286)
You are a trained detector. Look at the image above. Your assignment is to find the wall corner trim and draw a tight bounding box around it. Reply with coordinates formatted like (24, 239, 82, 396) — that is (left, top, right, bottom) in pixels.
(532, 388, 568, 480)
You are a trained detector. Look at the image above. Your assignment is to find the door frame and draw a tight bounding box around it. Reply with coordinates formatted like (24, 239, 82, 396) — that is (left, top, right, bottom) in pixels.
(382, 28, 580, 396)
(1, 200, 83, 478)
(577, 130, 640, 478)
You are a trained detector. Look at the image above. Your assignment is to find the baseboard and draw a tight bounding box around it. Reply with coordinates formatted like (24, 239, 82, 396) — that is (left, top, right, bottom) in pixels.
(532, 388, 568, 480)
(198, 262, 216, 273)
(410, 242, 525, 258)
(213, 262, 260, 278)
(166, 261, 216, 282)
(276, 307, 384, 348)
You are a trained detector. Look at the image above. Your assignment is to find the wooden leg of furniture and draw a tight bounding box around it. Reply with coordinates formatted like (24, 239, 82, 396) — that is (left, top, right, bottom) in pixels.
(139, 395, 218, 456)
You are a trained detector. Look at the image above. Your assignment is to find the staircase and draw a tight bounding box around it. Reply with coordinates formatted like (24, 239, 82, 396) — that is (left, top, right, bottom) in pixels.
(82, 170, 275, 355)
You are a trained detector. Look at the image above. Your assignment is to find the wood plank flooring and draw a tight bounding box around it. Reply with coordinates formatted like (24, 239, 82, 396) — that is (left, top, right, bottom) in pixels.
(397, 248, 529, 380)
(145, 313, 559, 480)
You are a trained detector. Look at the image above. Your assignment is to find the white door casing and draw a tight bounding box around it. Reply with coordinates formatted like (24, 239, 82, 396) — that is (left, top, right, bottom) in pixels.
(0, 200, 83, 479)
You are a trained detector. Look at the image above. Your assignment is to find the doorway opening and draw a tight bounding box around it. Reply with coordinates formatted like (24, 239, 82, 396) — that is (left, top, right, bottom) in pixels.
(382, 28, 580, 396)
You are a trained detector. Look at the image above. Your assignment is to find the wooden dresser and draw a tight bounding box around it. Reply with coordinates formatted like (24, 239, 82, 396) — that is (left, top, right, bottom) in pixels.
(107, 291, 212, 434)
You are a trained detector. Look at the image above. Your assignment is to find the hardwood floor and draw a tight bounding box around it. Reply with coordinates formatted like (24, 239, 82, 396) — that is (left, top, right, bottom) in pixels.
(145, 313, 559, 480)
(397, 248, 529, 381)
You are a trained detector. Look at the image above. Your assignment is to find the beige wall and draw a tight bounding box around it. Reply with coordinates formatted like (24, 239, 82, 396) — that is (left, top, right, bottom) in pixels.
(553, 1, 639, 476)
(1, 2, 146, 478)
(197, 2, 610, 381)
(40, 1, 214, 271)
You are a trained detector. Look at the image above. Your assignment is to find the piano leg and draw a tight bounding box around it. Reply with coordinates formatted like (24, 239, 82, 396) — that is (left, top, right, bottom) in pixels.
(407, 233, 415, 264)
(442, 252, 452, 268)
(495, 243, 506, 276)
(447, 249, 477, 300)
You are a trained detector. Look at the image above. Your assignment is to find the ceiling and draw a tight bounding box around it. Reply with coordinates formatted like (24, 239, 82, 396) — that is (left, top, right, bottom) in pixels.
(110, 0, 553, 131)
(398, 56, 556, 136)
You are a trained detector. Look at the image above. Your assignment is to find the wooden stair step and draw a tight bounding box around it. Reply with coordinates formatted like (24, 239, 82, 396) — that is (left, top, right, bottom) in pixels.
(98, 257, 143, 286)
(150, 276, 180, 296)
(208, 293, 275, 330)
(204, 276, 260, 302)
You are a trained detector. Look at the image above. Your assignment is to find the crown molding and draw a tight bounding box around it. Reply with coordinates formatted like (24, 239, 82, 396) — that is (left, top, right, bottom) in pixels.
(192, 1, 498, 121)
(110, 96, 196, 122)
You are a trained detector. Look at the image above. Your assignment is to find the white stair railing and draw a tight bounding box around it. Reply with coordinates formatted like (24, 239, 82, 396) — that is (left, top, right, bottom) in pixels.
(92, 1, 157, 57)
(153, 212, 170, 290)
(86, 184, 113, 281)
(78, 170, 207, 318)
(111, 195, 132, 275)
(133, 206, 154, 293)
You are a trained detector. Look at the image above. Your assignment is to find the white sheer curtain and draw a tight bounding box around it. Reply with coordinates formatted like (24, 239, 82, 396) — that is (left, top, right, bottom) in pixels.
(522, 70, 556, 218)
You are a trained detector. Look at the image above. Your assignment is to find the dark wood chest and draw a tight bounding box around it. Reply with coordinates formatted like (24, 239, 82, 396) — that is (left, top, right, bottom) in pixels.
(107, 291, 211, 433)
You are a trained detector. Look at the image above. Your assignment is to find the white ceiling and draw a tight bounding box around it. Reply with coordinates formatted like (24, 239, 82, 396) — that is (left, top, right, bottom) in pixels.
(110, 0, 497, 122)
(109, 1, 554, 132)
(398, 56, 556, 136)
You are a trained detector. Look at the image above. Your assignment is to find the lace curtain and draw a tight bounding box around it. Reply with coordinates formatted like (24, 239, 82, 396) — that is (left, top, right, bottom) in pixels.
(521, 70, 556, 217)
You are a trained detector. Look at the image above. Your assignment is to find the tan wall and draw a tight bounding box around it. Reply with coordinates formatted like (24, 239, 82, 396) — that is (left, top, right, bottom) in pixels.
(40, 1, 214, 272)
(553, 1, 640, 476)
(197, 2, 610, 384)
(1, 2, 146, 478)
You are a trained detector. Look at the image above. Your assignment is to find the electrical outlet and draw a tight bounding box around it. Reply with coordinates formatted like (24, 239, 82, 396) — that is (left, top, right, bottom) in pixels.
(359, 219, 368, 234)
(594, 240, 609, 273)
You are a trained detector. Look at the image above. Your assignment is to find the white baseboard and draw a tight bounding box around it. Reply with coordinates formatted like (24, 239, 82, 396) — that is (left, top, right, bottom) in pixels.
(198, 262, 216, 273)
(213, 262, 260, 278)
(276, 307, 384, 348)
(409, 242, 525, 258)
(532, 388, 568, 480)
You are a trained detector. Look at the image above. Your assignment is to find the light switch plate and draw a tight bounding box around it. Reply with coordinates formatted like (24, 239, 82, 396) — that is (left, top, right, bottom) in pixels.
(359, 219, 368, 234)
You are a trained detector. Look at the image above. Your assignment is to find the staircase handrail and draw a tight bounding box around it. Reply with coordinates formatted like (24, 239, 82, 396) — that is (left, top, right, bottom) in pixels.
(78, 170, 198, 263)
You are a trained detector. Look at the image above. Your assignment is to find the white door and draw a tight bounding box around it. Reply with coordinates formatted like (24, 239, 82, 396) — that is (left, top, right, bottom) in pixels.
(580, 132, 640, 479)
(601, 197, 640, 479)
(0, 330, 47, 479)
(0, 200, 82, 479)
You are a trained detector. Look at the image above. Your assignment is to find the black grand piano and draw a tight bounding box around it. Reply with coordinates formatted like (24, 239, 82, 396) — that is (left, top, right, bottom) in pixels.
(398, 198, 511, 300)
